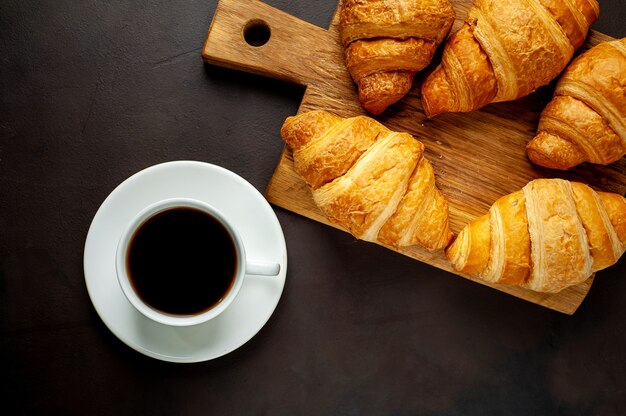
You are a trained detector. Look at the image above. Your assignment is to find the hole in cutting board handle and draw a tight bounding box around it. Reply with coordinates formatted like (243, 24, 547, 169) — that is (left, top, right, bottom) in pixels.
(243, 20, 271, 47)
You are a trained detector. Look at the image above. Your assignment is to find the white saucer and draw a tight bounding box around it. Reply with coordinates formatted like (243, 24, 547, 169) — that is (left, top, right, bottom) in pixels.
(83, 161, 287, 363)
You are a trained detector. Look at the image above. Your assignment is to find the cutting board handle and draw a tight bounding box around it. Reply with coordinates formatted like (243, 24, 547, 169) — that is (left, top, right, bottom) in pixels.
(202, 0, 339, 87)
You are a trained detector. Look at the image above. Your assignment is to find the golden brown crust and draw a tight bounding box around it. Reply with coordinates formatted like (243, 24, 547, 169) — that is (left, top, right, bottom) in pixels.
(486, 191, 531, 286)
(281, 110, 452, 250)
(571, 183, 623, 271)
(539, 0, 598, 50)
(340, 0, 455, 114)
(523, 179, 592, 292)
(598, 192, 626, 251)
(448, 191, 530, 286)
(378, 158, 453, 249)
(527, 38, 626, 169)
(281, 110, 342, 150)
(340, 0, 456, 46)
(421, 0, 598, 117)
(313, 132, 422, 242)
(345, 38, 437, 81)
(447, 179, 626, 293)
(293, 116, 387, 189)
(357, 71, 415, 116)
(556, 39, 626, 140)
(526, 131, 588, 170)
(421, 24, 497, 117)
(446, 214, 491, 276)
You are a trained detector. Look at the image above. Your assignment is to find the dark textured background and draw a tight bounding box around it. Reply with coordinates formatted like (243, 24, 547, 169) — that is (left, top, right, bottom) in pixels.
(1, 1, 625, 415)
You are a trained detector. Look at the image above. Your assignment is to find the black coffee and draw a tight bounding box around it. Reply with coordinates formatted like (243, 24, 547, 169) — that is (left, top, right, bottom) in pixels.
(127, 207, 237, 315)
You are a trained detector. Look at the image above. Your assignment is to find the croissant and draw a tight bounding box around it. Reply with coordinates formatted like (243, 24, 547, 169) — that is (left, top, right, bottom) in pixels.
(447, 179, 626, 293)
(421, 0, 599, 117)
(281, 110, 452, 250)
(339, 0, 455, 115)
(527, 38, 626, 170)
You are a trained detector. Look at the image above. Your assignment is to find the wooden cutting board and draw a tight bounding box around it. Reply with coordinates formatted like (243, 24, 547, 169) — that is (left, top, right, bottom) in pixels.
(202, 0, 625, 314)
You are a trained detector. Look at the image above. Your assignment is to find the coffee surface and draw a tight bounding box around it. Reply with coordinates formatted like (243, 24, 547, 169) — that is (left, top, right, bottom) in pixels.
(127, 207, 237, 315)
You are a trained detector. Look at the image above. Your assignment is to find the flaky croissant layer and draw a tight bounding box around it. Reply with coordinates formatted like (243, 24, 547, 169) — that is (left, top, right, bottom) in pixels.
(421, 0, 599, 117)
(527, 38, 626, 170)
(340, 0, 455, 115)
(447, 179, 626, 293)
(281, 110, 452, 250)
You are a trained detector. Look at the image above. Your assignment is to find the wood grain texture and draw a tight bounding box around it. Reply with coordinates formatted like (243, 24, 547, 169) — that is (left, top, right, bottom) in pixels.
(203, 0, 625, 314)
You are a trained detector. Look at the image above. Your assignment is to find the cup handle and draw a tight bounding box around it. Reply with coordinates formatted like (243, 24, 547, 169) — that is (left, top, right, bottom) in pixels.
(246, 260, 280, 276)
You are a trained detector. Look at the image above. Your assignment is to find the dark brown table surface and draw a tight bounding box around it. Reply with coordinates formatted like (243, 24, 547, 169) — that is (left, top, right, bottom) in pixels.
(2, 1, 625, 414)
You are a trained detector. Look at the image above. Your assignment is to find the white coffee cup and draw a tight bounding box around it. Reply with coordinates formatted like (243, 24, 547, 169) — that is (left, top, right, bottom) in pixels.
(115, 197, 280, 326)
